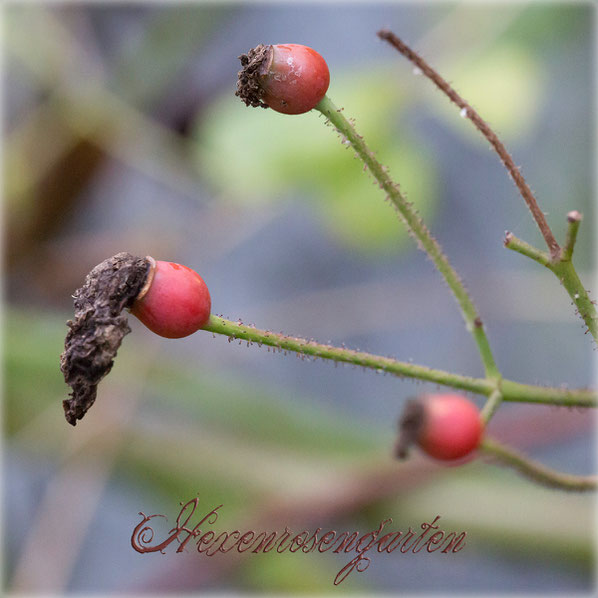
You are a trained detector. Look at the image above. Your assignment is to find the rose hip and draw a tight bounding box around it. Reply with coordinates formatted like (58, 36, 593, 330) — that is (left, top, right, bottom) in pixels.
(131, 257, 211, 339)
(396, 394, 483, 462)
(236, 43, 330, 115)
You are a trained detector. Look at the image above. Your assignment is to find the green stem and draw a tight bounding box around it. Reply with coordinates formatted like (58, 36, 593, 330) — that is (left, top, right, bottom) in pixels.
(505, 229, 598, 343)
(550, 260, 598, 342)
(562, 211, 582, 261)
(504, 232, 551, 268)
(500, 379, 596, 407)
(480, 388, 503, 424)
(202, 316, 596, 408)
(315, 95, 500, 380)
(480, 437, 597, 492)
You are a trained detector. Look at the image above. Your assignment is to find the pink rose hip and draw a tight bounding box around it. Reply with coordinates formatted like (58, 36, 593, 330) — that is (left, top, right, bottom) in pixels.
(131, 257, 211, 339)
(396, 394, 484, 462)
(236, 43, 330, 115)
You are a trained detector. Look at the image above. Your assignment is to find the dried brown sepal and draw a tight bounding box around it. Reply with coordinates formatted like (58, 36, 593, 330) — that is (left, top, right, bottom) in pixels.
(394, 398, 425, 459)
(235, 44, 273, 109)
(60, 252, 150, 425)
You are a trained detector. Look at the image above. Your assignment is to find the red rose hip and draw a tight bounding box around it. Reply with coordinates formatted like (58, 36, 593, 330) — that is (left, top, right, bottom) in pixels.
(131, 257, 211, 339)
(236, 43, 330, 115)
(396, 394, 483, 462)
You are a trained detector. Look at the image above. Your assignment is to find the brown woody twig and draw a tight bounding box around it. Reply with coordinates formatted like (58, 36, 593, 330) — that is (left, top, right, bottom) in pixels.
(377, 29, 561, 259)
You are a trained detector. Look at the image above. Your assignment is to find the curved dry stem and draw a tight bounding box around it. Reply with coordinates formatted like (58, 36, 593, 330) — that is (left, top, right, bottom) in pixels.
(377, 29, 560, 258)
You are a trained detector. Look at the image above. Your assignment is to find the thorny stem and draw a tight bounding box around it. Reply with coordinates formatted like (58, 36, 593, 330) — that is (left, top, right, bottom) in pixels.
(504, 232, 551, 268)
(202, 315, 597, 408)
(550, 260, 598, 342)
(377, 28, 597, 343)
(315, 95, 500, 381)
(480, 437, 597, 492)
(377, 29, 561, 259)
(505, 219, 598, 343)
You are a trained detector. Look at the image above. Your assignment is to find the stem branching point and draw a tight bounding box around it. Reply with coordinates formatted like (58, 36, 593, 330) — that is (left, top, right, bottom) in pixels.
(505, 222, 597, 342)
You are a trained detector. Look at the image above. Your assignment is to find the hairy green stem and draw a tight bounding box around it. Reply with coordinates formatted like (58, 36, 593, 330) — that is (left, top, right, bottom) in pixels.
(562, 211, 582, 261)
(499, 379, 595, 406)
(505, 229, 598, 343)
(504, 232, 551, 267)
(202, 316, 596, 408)
(375, 29, 596, 344)
(481, 437, 597, 492)
(315, 95, 499, 380)
(550, 260, 598, 342)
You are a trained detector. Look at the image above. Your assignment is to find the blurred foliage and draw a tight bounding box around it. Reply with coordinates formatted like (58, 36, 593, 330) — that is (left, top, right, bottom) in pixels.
(195, 38, 545, 255)
(194, 65, 439, 255)
(430, 42, 544, 143)
(5, 307, 594, 582)
(242, 550, 357, 593)
(3, 2, 595, 593)
(107, 6, 229, 106)
(5, 307, 386, 590)
(392, 472, 594, 566)
(504, 3, 592, 47)
(5, 311, 68, 434)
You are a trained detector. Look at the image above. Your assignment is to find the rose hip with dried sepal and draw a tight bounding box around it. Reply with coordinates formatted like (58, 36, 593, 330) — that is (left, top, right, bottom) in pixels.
(395, 394, 484, 462)
(236, 43, 330, 115)
(61, 253, 212, 425)
(131, 257, 211, 339)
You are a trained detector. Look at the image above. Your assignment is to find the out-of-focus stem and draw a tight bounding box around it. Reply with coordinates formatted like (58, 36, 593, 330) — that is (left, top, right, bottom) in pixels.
(481, 437, 597, 492)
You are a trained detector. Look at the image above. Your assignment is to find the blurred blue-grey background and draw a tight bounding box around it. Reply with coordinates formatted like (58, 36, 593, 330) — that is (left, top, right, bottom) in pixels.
(3, 2, 596, 594)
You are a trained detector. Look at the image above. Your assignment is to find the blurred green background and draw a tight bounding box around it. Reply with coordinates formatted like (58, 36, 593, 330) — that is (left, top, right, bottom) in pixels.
(3, 2, 596, 594)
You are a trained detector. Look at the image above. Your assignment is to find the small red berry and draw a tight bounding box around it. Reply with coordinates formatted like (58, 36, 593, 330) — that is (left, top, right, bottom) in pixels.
(396, 394, 483, 462)
(131, 257, 211, 339)
(236, 43, 330, 115)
